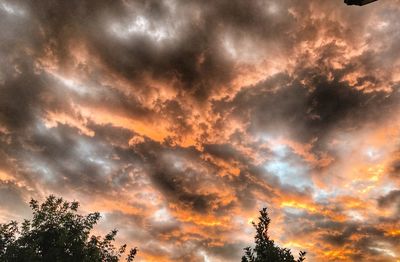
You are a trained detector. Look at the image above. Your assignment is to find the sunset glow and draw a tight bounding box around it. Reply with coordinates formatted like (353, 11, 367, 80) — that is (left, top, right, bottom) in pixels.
(0, 0, 399, 261)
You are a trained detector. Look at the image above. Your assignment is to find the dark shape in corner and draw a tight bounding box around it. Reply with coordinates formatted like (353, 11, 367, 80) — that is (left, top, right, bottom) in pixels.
(345, 0, 377, 5)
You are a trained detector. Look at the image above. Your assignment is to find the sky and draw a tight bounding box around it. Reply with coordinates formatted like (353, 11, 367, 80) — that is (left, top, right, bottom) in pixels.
(0, 0, 400, 261)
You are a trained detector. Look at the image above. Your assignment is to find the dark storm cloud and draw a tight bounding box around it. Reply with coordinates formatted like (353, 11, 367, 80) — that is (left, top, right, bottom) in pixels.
(390, 161, 400, 177)
(320, 224, 363, 246)
(378, 190, 400, 209)
(0, 64, 46, 130)
(85, 0, 299, 99)
(11, 0, 229, 100)
(213, 67, 399, 144)
(1, 0, 398, 134)
(152, 166, 218, 213)
(203, 143, 250, 163)
(133, 141, 227, 213)
(5, 0, 315, 102)
(387, 149, 400, 179)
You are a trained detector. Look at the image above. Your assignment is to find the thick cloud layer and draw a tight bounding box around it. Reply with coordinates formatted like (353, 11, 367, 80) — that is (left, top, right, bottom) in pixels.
(1, 0, 400, 261)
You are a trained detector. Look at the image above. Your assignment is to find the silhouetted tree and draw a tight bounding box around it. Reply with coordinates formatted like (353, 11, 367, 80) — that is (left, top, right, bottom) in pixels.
(242, 208, 306, 262)
(0, 195, 137, 262)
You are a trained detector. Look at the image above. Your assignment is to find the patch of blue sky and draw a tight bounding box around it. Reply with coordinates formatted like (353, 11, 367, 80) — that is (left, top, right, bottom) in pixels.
(312, 189, 342, 203)
(364, 147, 382, 162)
(283, 206, 306, 216)
(380, 184, 397, 195)
(270, 143, 288, 158)
(264, 157, 312, 189)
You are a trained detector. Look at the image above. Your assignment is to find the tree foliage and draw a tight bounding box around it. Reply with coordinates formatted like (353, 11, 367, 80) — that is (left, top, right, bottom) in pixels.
(0, 195, 137, 262)
(242, 208, 306, 262)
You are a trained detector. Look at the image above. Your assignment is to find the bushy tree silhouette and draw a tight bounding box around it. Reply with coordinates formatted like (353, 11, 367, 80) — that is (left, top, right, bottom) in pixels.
(0, 195, 137, 262)
(242, 208, 306, 262)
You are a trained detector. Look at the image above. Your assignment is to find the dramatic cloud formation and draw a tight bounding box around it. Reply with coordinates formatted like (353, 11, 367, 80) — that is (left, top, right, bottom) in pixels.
(1, 0, 399, 261)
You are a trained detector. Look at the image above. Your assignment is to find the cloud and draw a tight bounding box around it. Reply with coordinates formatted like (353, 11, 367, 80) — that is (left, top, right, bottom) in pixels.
(1, 0, 400, 261)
